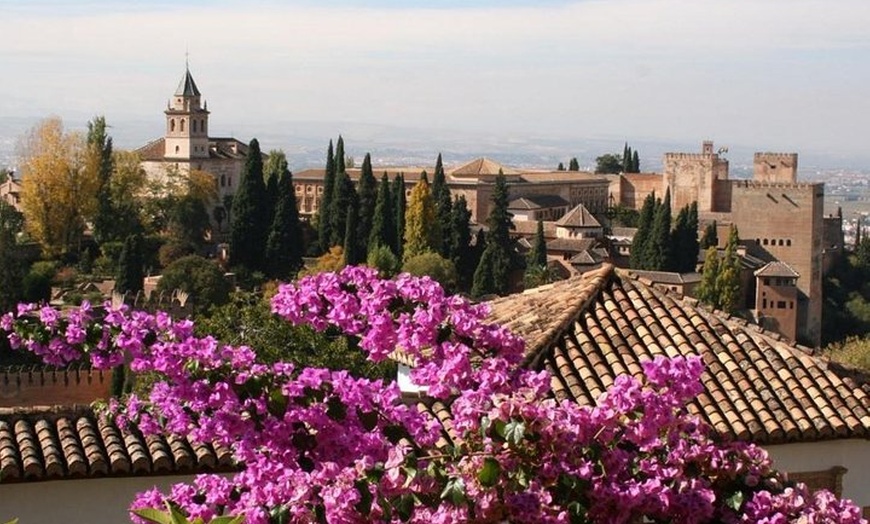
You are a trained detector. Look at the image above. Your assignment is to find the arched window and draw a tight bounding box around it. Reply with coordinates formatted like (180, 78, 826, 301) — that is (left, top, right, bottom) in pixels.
(180, 119, 185, 132)
(193, 120, 198, 133)
(175, 145, 180, 154)
(221, 175, 226, 188)
(202, 119, 206, 133)
(170, 119, 176, 132)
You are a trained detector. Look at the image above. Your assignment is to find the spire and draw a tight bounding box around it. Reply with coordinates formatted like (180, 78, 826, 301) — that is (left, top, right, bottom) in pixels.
(175, 63, 201, 97)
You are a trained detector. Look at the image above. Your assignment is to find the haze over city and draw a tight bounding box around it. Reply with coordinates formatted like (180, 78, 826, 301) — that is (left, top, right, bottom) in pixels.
(1, 0, 869, 170)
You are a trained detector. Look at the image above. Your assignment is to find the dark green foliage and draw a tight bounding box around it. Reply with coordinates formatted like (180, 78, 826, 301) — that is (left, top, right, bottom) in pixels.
(670, 203, 700, 273)
(856, 236, 870, 270)
(557, 162, 565, 171)
(448, 196, 474, 291)
(22, 263, 53, 303)
(356, 153, 377, 257)
(318, 140, 336, 252)
(623, 143, 631, 173)
(393, 174, 406, 260)
(402, 252, 457, 292)
(197, 292, 396, 380)
(431, 153, 453, 257)
(595, 154, 622, 174)
(700, 220, 719, 249)
(643, 192, 671, 271)
(170, 194, 210, 249)
(822, 251, 870, 345)
(630, 194, 656, 269)
(568, 158, 580, 171)
(230, 138, 268, 272)
(88, 116, 117, 244)
(265, 171, 304, 280)
(329, 171, 357, 248)
(343, 197, 362, 266)
(0, 218, 24, 312)
(606, 205, 640, 228)
(632, 150, 640, 172)
(335, 135, 346, 175)
(366, 244, 399, 277)
(472, 172, 514, 297)
(369, 174, 396, 257)
(697, 226, 741, 312)
(115, 233, 144, 295)
(158, 255, 230, 314)
(528, 219, 547, 268)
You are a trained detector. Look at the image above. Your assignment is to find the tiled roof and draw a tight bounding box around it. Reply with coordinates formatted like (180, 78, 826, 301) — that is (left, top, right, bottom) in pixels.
(626, 269, 702, 286)
(175, 68, 201, 97)
(135, 138, 166, 162)
(547, 237, 598, 253)
(755, 261, 800, 278)
(512, 220, 557, 238)
(508, 195, 570, 210)
(555, 204, 601, 228)
(487, 264, 870, 445)
(449, 158, 519, 177)
(0, 405, 235, 483)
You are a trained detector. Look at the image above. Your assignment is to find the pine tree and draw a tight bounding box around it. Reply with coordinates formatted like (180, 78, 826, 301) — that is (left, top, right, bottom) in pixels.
(88, 116, 116, 245)
(568, 158, 580, 171)
(448, 195, 474, 290)
(369, 174, 396, 256)
(265, 170, 304, 279)
(630, 193, 656, 269)
(431, 153, 453, 257)
(115, 233, 144, 295)
(557, 162, 565, 171)
(230, 138, 268, 272)
(644, 192, 671, 271)
(403, 174, 438, 260)
(472, 171, 514, 296)
(356, 153, 377, 257)
(393, 174, 406, 259)
(318, 140, 336, 251)
(528, 219, 547, 268)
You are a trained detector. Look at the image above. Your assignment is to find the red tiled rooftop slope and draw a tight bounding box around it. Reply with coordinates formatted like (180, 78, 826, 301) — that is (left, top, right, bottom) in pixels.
(0, 405, 235, 483)
(487, 264, 870, 445)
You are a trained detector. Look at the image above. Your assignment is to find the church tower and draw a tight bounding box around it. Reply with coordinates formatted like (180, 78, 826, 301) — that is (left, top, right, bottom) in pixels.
(164, 66, 210, 160)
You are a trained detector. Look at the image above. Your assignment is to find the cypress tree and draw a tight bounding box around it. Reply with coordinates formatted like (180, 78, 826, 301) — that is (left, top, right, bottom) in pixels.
(716, 225, 742, 312)
(472, 171, 513, 296)
(671, 204, 691, 272)
(686, 202, 700, 270)
(632, 150, 640, 172)
(88, 116, 116, 244)
(403, 174, 439, 260)
(318, 140, 336, 251)
(448, 195, 474, 290)
(644, 191, 671, 271)
(557, 162, 565, 171)
(630, 193, 656, 269)
(265, 170, 304, 279)
(697, 246, 720, 307)
(343, 197, 361, 265)
(393, 174, 406, 259)
(329, 171, 356, 248)
(568, 157, 580, 171)
(623, 144, 631, 173)
(230, 138, 268, 272)
(528, 218, 547, 268)
(431, 153, 453, 257)
(115, 233, 144, 295)
(700, 220, 719, 249)
(335, 135, 346, 175)
(369, 174, 396, 256)
(357, 153, 377, 256)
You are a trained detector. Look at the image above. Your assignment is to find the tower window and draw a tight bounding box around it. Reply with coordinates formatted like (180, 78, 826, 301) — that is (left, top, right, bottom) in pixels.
(786, 239, 792, 246)
(175, 145, 180, 154)
(221, 175, 226, 188)
(171, 119, 176, 132)
(193, 120, 198, 133)
(180, 119, 185, 132)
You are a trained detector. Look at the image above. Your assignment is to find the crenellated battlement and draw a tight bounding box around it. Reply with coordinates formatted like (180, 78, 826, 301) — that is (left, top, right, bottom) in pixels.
(733, 180, 820, 190)
(0, 364, 113, 407)
(754, 152, 798, 161)
(664, 153, 717, 161)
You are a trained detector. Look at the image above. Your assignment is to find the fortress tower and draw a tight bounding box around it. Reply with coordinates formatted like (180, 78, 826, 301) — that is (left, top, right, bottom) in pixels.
(663, 141, 729, 212)
(164, 66, 210, 160)
(753, 153, 798, 183)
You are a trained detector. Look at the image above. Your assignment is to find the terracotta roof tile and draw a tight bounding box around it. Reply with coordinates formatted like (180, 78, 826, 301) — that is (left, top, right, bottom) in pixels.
(0, 405, 237, 483)
(554, 204, 600, 228)
(487, 264, 870, 445)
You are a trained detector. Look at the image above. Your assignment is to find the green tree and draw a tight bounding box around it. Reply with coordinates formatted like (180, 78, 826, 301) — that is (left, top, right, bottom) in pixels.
(230, 139, 268, 273)
(265, 170, 304, 280)
(557, 162, 565, 171)
(402, 252, 457, 292)
(472, 171, 514, 297)
(335, 135, 346, 175)
(369, 174, 396, 257)
(528, 218, 547, 268)
(670, 202, 700, 273)
(403, 174, 439, 260)
(448, 195, 474, 291)
(632, 150, 640, 172)
(366, 244, 399, 278)
(393, 174, 406, 259)
(716, 225, 742, 312)
(87, 116, 117, 245)
(697, 246, 720, 307)
(0, 208, 25, 312)
(595, 153, 622, 174)
(318, 140, 336, 252)
(343, 198, 362, 266)
(115, 233, 144, 295)
(431, 153, 453, 257)
(329, 171, 357, 248)
(700, 220, 719, 249)
(630, 193, 656, 269)
(169, 194, 210, 250)
(856, 236, 870, 271)
(158, 255, 230, 314)
(644, 192, 671, 271)
(568, 157, 580, 171)
(356, 153, 377, 257)
(623, 144, 632, 173)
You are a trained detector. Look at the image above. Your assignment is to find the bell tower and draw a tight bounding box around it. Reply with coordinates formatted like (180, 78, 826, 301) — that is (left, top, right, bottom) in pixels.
(164, 64, 210, 160)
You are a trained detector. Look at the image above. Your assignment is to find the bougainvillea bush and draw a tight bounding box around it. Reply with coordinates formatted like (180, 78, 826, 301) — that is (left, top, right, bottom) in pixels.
(2, 266, 865, 523)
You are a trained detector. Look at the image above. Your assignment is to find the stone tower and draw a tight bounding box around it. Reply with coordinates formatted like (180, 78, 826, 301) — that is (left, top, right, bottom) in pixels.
(663, 141, 730, 213)
(164, 66, 210, 160)
(754, 261, 799, 342)
(753, 153, 798, 183)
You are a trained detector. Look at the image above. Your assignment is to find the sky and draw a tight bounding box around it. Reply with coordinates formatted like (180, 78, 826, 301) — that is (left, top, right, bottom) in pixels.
(1, 0, 869, 164)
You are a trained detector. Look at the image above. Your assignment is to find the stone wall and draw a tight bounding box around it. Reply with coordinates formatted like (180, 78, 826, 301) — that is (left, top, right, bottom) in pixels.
(753, 153, 798, 183)
(0, 367, 112, 408)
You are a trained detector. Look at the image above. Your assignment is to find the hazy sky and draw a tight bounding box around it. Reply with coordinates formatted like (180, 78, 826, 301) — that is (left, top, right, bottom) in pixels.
(2, 0, 869, 158)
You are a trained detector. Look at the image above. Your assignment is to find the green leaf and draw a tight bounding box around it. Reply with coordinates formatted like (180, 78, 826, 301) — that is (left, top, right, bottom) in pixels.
(131, 508, 176, 524)
(267, 389, 288, 417)
(354, 479, 373, 515)
(326, 396, 347, 421)
(492, 419, 507, 440)
(726, 490, 745, 511)
(209, 517, 245, 524)
(357, 408, 378, 431)
(440, 477, 466, 506)
(167, 502, 191, 524)
(477, 457, 500, 487)
(395, 493, 415, 522)
(504, 420, 526, 445)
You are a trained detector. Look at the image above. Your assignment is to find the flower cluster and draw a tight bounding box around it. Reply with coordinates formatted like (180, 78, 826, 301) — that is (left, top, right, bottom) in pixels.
(1, 266, 865, 524)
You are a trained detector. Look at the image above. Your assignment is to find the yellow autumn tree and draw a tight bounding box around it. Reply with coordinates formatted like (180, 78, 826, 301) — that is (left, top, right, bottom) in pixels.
(403, 174, 439, 260)
(19, 117, 99, 256)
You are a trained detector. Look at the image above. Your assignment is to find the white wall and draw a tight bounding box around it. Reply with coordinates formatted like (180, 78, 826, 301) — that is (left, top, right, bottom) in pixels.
(0, 475, 197, 524)
(765, 439, 870, 509)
